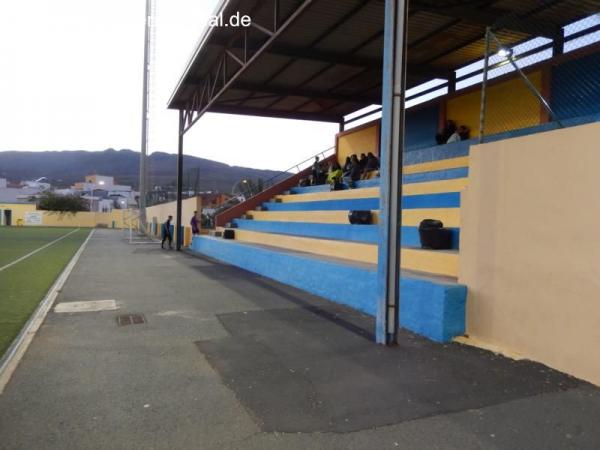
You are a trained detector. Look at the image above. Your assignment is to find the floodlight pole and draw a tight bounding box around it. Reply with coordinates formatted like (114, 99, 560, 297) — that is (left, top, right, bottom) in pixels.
(376, 0, 408, 345)
(139, 0, 152, 232)
(176, 110, 184, 251)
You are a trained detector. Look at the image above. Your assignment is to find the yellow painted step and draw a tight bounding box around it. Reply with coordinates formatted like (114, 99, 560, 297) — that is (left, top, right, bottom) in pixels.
(403, 178, 468, 195)
(246, 207, 460, 227)
(403, 156, 469, 175)
(231, 229, 459, 277)
(401, 247, 458, 277)
(275, 187, 379, 202)
(276, 178, 468, 202)
(233, 229, 377, 264)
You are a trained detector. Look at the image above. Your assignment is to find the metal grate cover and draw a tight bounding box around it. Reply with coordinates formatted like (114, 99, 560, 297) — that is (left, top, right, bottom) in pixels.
(117, 314, 146, 326)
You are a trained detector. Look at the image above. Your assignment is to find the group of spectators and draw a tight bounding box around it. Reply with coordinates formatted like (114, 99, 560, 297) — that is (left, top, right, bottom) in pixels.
(435, 119, 470, 145)
(307, 152, 380, 188)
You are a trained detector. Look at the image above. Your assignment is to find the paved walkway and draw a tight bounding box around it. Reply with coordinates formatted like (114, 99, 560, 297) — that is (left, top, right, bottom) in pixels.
(1, 229, 599, 449)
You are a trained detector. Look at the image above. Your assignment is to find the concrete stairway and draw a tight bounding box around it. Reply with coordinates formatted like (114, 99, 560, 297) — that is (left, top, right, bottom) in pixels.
(191, 148, 470, 342)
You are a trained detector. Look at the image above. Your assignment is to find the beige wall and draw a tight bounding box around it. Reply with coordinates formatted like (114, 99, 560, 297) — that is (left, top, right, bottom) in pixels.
(146, 197, 201, 244)
(459, 122, 600, 386)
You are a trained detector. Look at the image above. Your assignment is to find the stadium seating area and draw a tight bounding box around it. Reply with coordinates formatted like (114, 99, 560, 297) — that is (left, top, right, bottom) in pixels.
(190, 111, 600, 343)
(190, 140, 470, 343)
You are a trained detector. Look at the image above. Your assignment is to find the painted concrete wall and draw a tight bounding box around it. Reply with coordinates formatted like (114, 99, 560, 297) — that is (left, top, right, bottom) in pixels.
(146, 196, 201, 245)
(0, 203, 136, 228)
(406, 103, 439, 149)
(0, 203, 36, 225)
(459, 122, 600, 386)
(337, 121, 380, 165)
(447, 71, 543, 137)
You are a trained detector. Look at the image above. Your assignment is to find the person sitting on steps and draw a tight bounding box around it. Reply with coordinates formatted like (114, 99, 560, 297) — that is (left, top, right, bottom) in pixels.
(327, 161, 344, 188)
(344, 154, 362, 188)
(436, 119, 457, 145)
(361, 152, 380, 179)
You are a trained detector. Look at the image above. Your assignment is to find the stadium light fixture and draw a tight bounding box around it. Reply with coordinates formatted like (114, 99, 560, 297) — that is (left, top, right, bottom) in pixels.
(497, 47, 513, 58)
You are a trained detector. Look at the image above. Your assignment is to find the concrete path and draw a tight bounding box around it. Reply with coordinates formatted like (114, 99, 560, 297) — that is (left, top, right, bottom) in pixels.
(1, 229, 599, 450)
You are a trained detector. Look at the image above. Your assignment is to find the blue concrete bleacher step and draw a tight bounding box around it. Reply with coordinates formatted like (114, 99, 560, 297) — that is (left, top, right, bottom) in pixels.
(263, 192, 460, 211)
(289, 166, 469, 194)
(232, 219, 460, 248)
(190, 236, 466, 343)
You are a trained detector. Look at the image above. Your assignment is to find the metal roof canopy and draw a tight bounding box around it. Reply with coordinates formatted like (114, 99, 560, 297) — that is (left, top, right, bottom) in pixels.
(168, 0, 598, 132)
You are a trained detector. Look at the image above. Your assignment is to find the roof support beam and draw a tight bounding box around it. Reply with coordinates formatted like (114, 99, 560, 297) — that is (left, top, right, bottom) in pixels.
(182, 0, 316, 135)
(411, 0, 559, 38)
(231, 82, 381, 104)
(210, 40, 381, 68)
(209, 104, 341, 123)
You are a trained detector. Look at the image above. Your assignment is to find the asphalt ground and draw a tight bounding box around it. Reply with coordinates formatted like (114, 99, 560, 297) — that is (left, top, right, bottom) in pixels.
(0, 229, 599, 450)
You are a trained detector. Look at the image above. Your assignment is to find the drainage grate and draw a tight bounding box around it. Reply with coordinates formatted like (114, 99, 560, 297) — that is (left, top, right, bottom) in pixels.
(117, 314, 146, 326)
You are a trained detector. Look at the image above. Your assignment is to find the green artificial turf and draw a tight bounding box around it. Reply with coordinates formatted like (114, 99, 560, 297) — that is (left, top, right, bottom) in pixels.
(0, 227, 90, 358)
(0, 227, 79, 267)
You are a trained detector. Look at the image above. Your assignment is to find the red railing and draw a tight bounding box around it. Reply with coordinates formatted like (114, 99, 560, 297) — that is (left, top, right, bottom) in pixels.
(215, 154, 336, 227)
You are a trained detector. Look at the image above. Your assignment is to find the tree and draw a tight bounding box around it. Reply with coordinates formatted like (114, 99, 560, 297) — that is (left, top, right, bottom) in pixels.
(37, 192, 89, 213)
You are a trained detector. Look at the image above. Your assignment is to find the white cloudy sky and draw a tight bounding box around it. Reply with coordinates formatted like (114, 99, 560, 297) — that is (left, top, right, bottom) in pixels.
(0, 0, 338, 170)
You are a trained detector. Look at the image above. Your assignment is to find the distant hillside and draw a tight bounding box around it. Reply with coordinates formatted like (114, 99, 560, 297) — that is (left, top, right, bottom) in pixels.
(0, 149, 281, 193)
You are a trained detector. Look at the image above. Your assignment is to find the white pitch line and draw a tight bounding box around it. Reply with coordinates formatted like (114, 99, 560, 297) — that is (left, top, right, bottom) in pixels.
(0, 229, 94, 394)
(0, 228, 81, 273)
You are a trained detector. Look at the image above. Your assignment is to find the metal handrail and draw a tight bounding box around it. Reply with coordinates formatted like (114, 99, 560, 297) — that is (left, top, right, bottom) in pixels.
(209, 145, 336, 222)
(262, 145, 336, 187)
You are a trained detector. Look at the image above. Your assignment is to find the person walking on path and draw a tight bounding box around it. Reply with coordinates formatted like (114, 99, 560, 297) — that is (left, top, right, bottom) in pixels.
(190, 211, 200, 235)
(161, 215, 173, 249)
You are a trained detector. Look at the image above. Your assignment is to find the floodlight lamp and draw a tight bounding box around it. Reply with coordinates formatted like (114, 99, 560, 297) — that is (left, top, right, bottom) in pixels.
(497, 47, 512, 58)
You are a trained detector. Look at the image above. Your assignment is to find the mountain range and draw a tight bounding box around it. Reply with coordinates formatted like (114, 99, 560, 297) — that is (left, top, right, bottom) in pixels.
(0, 149, 281, 193)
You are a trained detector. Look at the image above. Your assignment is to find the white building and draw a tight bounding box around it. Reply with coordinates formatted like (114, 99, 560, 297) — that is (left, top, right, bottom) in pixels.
(72, 175, 138, 212)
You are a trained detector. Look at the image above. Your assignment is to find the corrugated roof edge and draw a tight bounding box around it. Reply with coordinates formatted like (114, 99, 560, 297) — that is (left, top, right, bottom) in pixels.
(167, 0, 231, 109)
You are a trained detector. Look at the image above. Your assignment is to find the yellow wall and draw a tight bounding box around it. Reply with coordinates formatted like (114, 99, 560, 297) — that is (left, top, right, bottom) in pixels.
(0, 203, 136, 229)
(447, 71, 542, 136)
(337, 121, 380, 165)
(146, 197, 201, 245)
(0, 203, 37, 225)
(459, 121, 600, 386)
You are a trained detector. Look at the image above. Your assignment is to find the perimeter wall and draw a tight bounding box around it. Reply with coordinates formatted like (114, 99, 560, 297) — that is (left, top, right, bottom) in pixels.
(0, 204, 136, 229)
(459, 122, 600, 386)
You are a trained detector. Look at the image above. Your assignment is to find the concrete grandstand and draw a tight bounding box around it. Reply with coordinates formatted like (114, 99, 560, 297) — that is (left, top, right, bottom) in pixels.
(166, 0, 600, 386)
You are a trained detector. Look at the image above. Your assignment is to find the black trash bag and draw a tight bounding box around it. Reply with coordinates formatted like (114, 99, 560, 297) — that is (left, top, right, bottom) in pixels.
(418, 219, 453, 250)
(348, 210, 372, 225)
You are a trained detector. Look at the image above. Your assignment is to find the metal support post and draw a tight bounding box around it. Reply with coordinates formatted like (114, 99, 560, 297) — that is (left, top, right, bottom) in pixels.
(489, 31, 563, 127)
(478, 27, 491, 144)
(376, 0, 409, 345)
(176, 110, 184, 251)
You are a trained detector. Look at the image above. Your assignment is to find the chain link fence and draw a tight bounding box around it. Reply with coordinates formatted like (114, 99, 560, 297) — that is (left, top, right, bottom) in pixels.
(478, 4, 600, 142)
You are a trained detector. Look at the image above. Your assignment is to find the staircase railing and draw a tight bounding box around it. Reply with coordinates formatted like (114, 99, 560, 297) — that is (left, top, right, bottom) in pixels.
(213, 146, 336, 228)
(261, 145, 335, 188)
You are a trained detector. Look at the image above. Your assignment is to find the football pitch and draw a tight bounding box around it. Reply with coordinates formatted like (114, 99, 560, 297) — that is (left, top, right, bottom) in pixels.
(0, 227, 90, 357)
